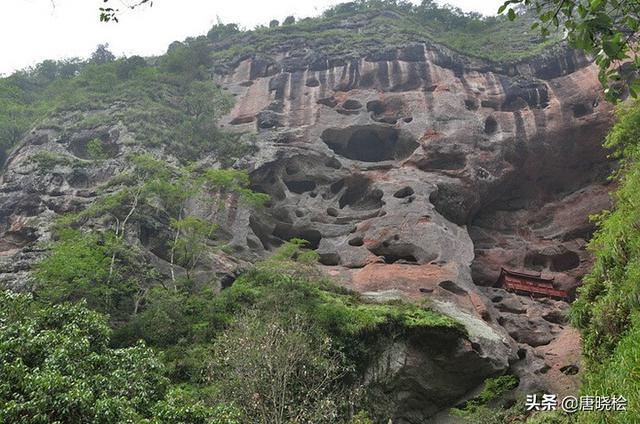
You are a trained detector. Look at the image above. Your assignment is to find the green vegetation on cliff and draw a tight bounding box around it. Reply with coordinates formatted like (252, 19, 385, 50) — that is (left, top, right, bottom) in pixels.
(569, 100, 640, 423)
(26, 234, 463, 422)
(0, 40, 252, 165)
(207, 0, 559, 64)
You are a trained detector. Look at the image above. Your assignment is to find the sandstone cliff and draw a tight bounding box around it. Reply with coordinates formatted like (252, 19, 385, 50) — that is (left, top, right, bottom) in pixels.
(0, 10, 615, 423)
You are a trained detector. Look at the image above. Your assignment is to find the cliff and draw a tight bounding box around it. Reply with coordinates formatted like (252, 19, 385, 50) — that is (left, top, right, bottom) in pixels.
(0, 6, 616, 423)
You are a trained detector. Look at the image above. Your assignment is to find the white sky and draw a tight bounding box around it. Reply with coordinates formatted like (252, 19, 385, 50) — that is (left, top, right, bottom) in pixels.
(0, 0, 504, 76)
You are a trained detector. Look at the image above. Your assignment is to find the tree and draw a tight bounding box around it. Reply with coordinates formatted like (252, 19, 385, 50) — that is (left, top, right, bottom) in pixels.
(499, 0, 640, 100)
(283, 15, 296, 25)
(34, 228, 157, 324)
(116, 55, 147, 79)
(0, 291, 166, 422)
(206, 311, 353, 424)
(90, 44, 116, 64)
(0, 290, 235, 423)
(170, 216, 218, 280)
(206, 23, 241, 42)
(269, 19, 280, 28)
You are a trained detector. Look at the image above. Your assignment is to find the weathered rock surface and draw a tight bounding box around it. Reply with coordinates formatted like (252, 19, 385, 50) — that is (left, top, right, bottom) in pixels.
(0, 27, 614, 423)
(215, 39, 613, 421)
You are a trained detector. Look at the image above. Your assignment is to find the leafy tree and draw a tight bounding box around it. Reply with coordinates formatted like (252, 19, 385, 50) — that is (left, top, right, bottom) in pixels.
(205, 311, 353, 424)
(283, 15, 296, 25)
(206, 23, 241, 42)
(90, 44, 116, 64)
(0, 290, 236, 423)
(160, 37, 213, 81)
(34, 228, 157, 324)
(269, 19, 280, 28)
(170, 216, 218, 280)
(0, 291, 166, 422)
(116, 55, 147, 79)
(500, 0, 640, 99)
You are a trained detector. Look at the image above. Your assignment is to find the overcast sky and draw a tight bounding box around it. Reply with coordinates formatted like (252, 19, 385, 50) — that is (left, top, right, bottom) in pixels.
(1, 0, 504, 76)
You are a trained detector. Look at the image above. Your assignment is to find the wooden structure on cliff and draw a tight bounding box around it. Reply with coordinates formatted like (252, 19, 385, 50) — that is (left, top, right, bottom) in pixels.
(495, 268, 570, 302)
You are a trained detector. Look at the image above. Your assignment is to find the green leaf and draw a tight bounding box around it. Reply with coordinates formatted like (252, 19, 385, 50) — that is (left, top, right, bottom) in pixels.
(508, 8, 516, 21)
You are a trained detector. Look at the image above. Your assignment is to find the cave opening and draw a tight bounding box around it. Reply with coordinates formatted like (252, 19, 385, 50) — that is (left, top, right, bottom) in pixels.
(321, 125, 418, 162)
(284, 180, 317, 194)
(338, 176, 383, 210)
(381, 254, 418, 264)
(550, 251, 580, 272)
(393, 186, 415, 199)
(272, 224, 323, 250)
(484, 116, 498, 134)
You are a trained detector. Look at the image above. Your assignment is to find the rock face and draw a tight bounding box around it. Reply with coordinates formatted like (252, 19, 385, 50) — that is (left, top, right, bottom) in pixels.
(0, 29, 614, 423)
(215, 40, 613, 421)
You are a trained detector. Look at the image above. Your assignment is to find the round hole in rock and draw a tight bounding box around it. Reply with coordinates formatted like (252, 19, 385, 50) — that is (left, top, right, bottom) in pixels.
(295, 209, 304, 217)
(377, 116, 398, 125)
(68, 170, 90, 188)
(524, 252, 548, 270)
(285, 163, 300, 175)
(69, 136, 120, 160)
(273, 225, 323, 250)
(310, 192, 318, 198)
(321, 125, 419, 162)
(417, 152, 466, 171)
(319, 252, 341, 266)
(325, 157, 342, 169)
(517, 348, 527, 359)
(342, 99, 362, 110)
(393, 186, 415, 198)
(284, 180, 316, 194)
(327, 207, 338, 217)
(317, 97, 338, 108)
(572, 103, 591, 118)
(403, 117, 413, 123)
(438, 280, 467, 295)
(306, 77, 320, 87)
(550, 251, 580, 272)
(465, 99, 479, 111)
(381, 254, 417, 264)
(338, 177, 383, 210)
(366, 100, 385, 114)
(348, 236, 364, 246)
(484, 116, 498, 134)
